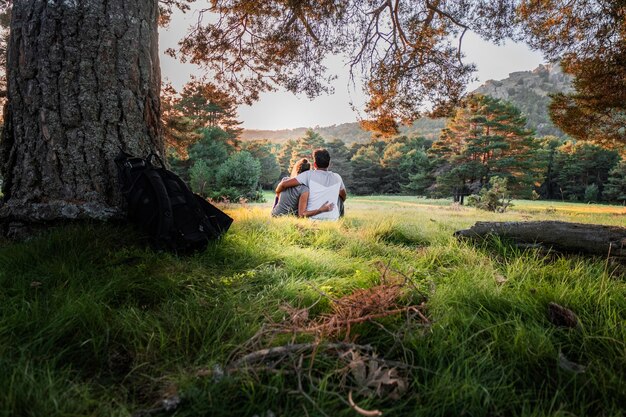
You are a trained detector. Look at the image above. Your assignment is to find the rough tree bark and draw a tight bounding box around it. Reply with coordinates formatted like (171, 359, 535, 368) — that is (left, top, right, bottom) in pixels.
(455, 221, 626, 261)
(0, 0, 162, 236)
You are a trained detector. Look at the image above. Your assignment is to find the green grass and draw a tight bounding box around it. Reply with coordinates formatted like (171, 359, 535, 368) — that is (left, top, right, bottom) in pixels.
(1, 196, 625, 416)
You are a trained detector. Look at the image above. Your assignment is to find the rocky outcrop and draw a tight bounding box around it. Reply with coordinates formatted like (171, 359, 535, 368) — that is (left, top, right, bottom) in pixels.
(473, 64, 573, 137)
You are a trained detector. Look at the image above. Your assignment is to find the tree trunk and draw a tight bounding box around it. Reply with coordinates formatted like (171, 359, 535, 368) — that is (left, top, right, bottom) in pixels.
(455, 221, 626, 261)
(0, 0, 162, 235)
(452, 187, 461, 204)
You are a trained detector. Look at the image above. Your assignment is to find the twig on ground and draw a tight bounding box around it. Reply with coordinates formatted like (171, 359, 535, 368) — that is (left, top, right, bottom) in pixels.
(408, 304, 430, 324)
(296, 355, 331, 417)
(380, 259, 392, 285)
(368, 319, 409, 361)
(228, 342, 374, 370)
(348, 391, 383, 417)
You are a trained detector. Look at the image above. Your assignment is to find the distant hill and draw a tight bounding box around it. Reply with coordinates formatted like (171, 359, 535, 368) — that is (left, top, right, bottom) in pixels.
(241, 118, 446, 145)
(241, 64, 573, 144)
(472, 64, 573, 137)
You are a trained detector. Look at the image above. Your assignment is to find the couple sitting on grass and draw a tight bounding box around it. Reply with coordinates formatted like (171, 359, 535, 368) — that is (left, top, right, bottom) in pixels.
(272, 148, 347, 220)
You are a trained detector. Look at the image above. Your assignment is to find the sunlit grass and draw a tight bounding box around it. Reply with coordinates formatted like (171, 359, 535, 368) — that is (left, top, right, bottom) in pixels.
(1, 196, 625, 416)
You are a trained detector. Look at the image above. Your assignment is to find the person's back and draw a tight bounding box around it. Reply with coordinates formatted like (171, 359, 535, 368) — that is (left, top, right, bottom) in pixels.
(272, 158, 312, 217)
(271, 181, 309, 216)
(295, 170, 343, 220)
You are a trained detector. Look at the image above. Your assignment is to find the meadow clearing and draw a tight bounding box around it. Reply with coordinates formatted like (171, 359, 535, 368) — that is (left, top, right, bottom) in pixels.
(1, 195, 625, 416)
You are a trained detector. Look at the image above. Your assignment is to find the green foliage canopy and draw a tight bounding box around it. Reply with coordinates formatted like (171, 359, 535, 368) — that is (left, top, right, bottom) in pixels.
(242, 140, 281, 188)
(430, 94, 541, 199)
(603, 161, 626, 204)
(215, 151, 262, 201)
(175, 0, 626, 143)
(551, 141, 620, 202)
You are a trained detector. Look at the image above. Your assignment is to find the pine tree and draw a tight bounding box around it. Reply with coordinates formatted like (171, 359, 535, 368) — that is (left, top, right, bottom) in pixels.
(536, 136, 565, 200)
(380, 137, 431, 194)
(288, 130, 326, 172)
(162, 82, 202, 158)
(176, 79, 243, 140)
(242, 140, 281, 189)
(177, 1, 626, 142)
(324, 139, 354, 188)
(349, 145, 385, 195)
(1, 1, 162, 231)
(430, 95, 541, 200)
(277, 139, 298, 178)
(603, 161, 626, 204)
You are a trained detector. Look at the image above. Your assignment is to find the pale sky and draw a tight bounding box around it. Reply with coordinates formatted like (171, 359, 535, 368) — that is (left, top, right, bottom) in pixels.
(159, 10, 545, 130)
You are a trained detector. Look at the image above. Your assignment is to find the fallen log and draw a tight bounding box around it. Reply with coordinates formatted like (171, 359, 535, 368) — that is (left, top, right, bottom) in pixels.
(454, 221, 626, 261)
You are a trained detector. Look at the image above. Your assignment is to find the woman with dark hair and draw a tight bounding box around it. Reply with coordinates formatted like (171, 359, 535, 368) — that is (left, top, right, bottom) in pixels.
(271, 158, 333, 217)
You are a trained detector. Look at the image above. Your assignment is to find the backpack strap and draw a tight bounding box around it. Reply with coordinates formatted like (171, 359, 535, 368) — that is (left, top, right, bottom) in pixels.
(146, 153, 166, 169)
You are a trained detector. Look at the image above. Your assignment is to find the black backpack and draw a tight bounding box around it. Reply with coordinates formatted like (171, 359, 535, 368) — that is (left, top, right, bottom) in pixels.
(115, 151, 233, 253)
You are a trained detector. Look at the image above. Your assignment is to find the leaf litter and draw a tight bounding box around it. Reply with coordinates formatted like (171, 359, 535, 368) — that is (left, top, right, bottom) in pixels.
(200, 264, 430, 416)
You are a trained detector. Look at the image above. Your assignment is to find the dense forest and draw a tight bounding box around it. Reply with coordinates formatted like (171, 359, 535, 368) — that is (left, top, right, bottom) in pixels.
(163, 80, 626, 205)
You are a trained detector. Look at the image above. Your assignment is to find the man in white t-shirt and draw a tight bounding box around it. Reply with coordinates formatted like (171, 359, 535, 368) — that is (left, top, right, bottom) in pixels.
(275, 149, 347, 220)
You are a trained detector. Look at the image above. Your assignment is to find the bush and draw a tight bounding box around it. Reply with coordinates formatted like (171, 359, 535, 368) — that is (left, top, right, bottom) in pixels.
(208, 187, 265, 203)
(181, 127, 233, 195)
(584, 183, 599, 202)
(467, 177, 512, 212)
(531, 190, 540, 200)
(214, 151, 262, 201)
(211, 186, 240, 202)
(466, 194, 480, 207)
(189, 160, 213, 197)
